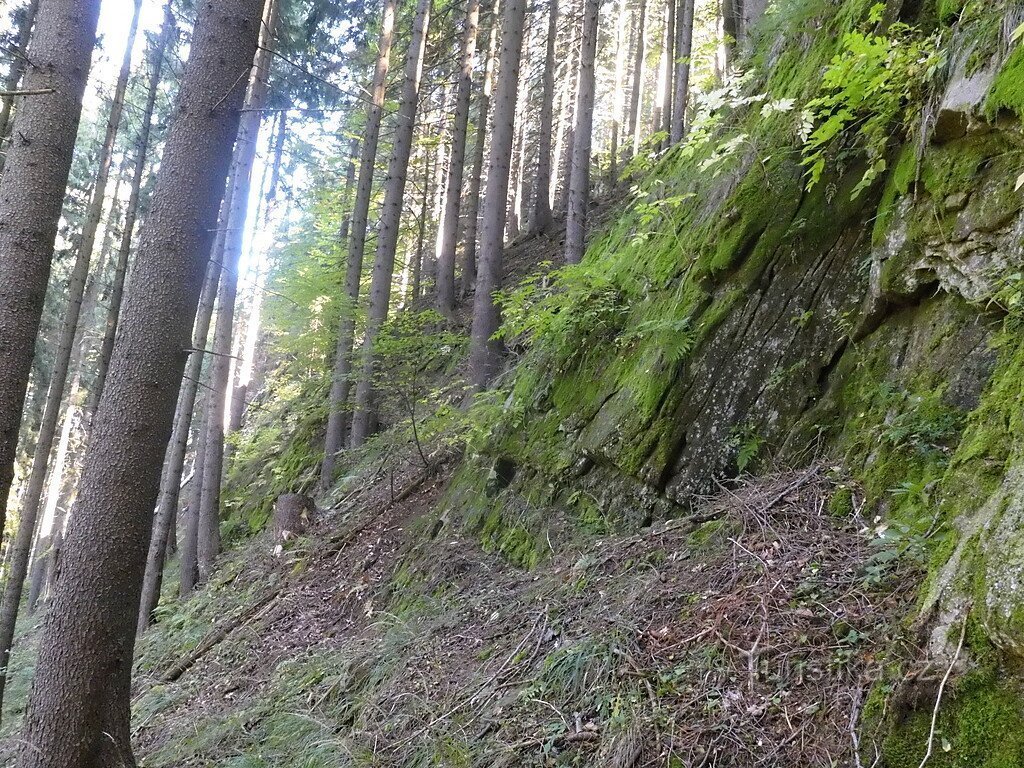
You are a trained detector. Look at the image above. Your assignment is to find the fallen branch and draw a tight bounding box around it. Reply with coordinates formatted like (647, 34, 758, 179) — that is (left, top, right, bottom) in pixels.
(162, 588, 281, 682)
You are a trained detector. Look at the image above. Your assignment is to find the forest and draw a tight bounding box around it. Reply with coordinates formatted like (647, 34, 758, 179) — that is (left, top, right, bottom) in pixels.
(0, 0, 1023, 765)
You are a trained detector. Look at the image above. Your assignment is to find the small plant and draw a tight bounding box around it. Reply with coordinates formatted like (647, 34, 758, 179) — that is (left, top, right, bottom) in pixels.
(373, 310, 465, 466)
(729, 424, 766, 473)
(801, 3, 943, 197)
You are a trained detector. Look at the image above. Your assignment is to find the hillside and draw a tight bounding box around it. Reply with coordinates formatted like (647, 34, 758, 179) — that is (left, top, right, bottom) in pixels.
(3, 0, 1024, 766)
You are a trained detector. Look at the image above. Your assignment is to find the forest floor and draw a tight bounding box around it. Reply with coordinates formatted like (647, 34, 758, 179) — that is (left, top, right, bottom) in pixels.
(30, 459, 914, 768)
(0, 202, 922, 766)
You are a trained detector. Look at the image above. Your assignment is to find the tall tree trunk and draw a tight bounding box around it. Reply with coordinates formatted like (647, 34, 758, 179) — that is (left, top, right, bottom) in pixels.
(423, 114, 448, 293)
(411, 145, 433, 301)
(554, 0, 581, 215)
(29, 179, 125, 613)
(0, 0, 142, 713)
(654, 0, 675, 139)
(435, 0, 481, 317)
(564, 0, 599, 265)
(88, 6, 175, 419)
(140, 256, 221, 616)
(722, 0, 742, 58)
(349, 0, 433, 448)
(177, 347, 215, 599)
(530, 0, 558, 235)
(196, 0, 279, 585)
(0, 0, 101, 565)
(505, 15, 533, 244)
(670, 0, 694, 144)
(337, 136, 358, 250)
(608, 0, 628, 184)
(14, 1, 263, 764)
(550, 39, 573, 214)
(320, 0, 398, 486)
(467, 0, 528, 390)
(626, 0, 647, 155)
(459, 0, 500, 300)
(0, 0, 40, 174)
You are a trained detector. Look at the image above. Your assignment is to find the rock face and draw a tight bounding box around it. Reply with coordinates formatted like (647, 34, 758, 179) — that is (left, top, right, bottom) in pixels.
(449, 3, 1024, 763)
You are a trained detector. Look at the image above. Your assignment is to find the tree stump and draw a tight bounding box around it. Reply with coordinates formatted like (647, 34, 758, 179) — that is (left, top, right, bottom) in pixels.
(272, 494, 316, 543)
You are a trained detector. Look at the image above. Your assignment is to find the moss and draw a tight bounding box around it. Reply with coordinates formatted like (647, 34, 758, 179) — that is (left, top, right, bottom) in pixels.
(872, 144, 918, 246)
(986, 44, 1024, 120)
(882, 661, 1024, 767)
(828, 485, 856, 517)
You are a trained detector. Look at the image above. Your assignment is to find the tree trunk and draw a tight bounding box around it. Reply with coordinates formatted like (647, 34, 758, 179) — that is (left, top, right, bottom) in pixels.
(88, 5, 175, 419)
(28, 181, 125, 613)
(564, 0, 599, 265)
(551, 32, 574, 214)
(14, 0, 263, 764)
(412, 145, 433, 301)
(530, 0, 558, 235)
(423, 117, 448, 292)
(654, 0, 675, 140)
(337, 136, 358, 251)
(178, 367, 213, 599)
(0, 0, 143, 714)
(349, 0, 433, 448)
(0, 0, 101, 564)
(626, 0, 647, 155)
(670, 0, 695, 144)
(140, 257, 221, 616)
(554, 0, 581, 215)
(0, 0, 40, 174)
(196, 0, 280, 585)
(467, 0, 528, 390)
(435, 0, 481, 317)
(459, 0, 500, 301)
(505, 15, 533, 244)
(608, 0, 628, 184)
(320, 0, 398, 486)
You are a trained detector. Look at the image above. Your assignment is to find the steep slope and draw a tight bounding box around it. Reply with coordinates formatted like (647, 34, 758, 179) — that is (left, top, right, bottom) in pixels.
(4, 1, 1024, 765)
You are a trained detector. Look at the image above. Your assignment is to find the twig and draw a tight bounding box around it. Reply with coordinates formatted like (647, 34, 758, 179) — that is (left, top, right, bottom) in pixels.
(918, 616, 968, 768)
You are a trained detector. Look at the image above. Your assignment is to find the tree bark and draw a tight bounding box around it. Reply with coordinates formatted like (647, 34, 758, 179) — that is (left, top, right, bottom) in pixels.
(0, 0, 101, 566)
(423, 113, 448, 292)
(505, 18, 532, 243)
(140, 257, 221, 617)
(411, 144, 433, 301)
(670, 0, 694, 144)
(349, 0, 433, 448)
(0, 0, 142, 714)
(720, 0, 739, 74)
(28, 178, 125, 613)
(467, 0, 528, 390)
(459, 0, 500, 300)
(435, 0, 480, 317)
(626, 0, 647, 155)
(320, 0, 398, 485)
(196, 0, 280, 585)
(550, 35, 573, 213)
(653, 0, 675, 139)
(0, 0, 40, 174)
(88, 5, 175, 419)
(337, 136, 358, 251)
(14, 0, 263, 764)
(530, 0, 558, 235)
(608, 0, 629, 184)
(564, 0, 599, 265)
